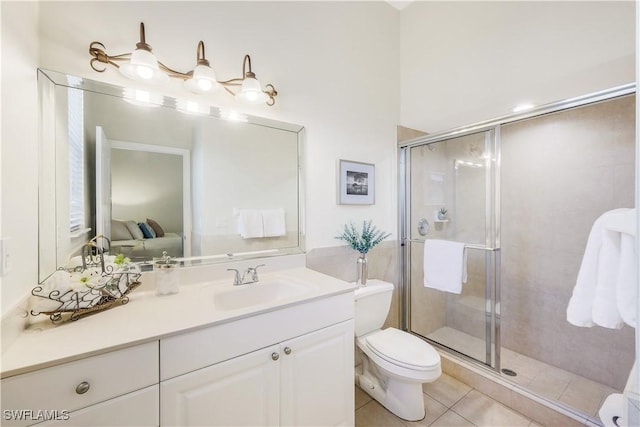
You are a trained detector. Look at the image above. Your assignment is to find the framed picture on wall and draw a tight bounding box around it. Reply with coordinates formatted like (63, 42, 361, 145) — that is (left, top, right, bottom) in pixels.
(337, 159, 375, 205)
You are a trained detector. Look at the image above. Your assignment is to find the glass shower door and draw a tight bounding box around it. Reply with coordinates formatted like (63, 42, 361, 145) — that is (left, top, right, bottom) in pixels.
(402, 128, 500, 368)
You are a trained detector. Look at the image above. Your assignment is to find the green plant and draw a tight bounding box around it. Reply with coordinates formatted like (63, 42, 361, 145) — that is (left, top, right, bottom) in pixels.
(439, 207, 448, 216)
(335, 220, 390, 254)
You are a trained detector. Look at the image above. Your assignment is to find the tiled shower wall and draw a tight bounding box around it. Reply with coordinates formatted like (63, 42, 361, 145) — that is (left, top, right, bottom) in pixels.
(404, 94, 636, 391)
(500, 95, 636, 389)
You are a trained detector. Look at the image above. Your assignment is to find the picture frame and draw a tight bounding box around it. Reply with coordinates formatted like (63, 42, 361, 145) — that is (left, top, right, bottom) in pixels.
(337, 159, 375, 205)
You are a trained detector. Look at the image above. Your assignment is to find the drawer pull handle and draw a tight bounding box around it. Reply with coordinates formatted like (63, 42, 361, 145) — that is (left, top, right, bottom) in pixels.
(271, 352, 279, 361)
(284, 347, 292, 355)
(75, 381, 90, 394)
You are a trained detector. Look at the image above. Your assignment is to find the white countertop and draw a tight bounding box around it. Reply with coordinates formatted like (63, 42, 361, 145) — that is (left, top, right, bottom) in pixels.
(1, 262, 356, 379)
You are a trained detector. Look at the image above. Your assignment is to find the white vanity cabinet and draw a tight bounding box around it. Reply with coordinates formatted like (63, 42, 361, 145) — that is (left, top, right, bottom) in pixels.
(160, 293, 355, 426)
(1, 342, 159, 427)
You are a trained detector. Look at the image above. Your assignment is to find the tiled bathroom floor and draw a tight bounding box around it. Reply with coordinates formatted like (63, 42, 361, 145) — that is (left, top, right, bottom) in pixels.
(426, 327, 617, 418)
(355, 373, 542, 426)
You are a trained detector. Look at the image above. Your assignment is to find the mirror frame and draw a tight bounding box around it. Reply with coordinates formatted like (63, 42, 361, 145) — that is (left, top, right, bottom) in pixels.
(38, 68, 306, 282)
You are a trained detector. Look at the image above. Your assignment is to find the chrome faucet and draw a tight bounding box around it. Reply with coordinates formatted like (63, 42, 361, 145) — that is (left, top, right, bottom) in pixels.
(227, 264, 266, 286)
(226, 269, 243, 286)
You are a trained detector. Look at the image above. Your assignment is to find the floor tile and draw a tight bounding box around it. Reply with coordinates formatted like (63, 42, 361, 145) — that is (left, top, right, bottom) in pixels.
(430, 410, 477, 426)
(355, 399, 407, 427)
(404, 394, 448, 426)
(356, 385, 373, 410)
(423, 373, 473, 408)
(451, 390, 532, 427)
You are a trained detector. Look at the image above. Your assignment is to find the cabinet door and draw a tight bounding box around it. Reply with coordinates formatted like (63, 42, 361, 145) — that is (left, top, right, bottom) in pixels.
(280, 320, 355, 426)
(161, 345, 280, 426)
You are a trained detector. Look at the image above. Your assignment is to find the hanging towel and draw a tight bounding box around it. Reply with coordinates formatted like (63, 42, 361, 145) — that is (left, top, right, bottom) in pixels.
(236, 209, 264, 239)
(616, 233, 638, 328)
(262, 208, 286, 237)
(591, 227, 624, 329)
(423, 239, 467, 294)
(567, 208, 633, 329)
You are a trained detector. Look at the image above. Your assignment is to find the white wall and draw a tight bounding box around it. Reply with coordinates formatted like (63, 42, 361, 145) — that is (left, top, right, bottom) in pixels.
(1, 1, 400, 312)
(400, 1, 636, 133)
(1, 2, 40, 313)
(37, 1, 401, 249)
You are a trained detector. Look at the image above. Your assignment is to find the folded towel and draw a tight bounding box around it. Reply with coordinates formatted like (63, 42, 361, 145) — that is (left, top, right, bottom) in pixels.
(423, 239, 467, 294)
(567, 208, 633, 329)
(616, 233, 637, 328)
(262, 208, 286, 237)
(236, 209, 264, 239)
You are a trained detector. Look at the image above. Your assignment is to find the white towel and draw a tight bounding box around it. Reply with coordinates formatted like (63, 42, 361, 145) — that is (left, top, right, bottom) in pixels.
(236, 209, 264, 239)
(423, 239, 467, 294)
(591, 227, 624, 328)
(567, 208, 634, 329)
(262, 208, 286, 237)
(616, 233, 637, 328)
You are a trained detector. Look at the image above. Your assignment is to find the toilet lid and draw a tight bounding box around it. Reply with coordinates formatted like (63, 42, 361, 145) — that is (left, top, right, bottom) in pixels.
(365, 328, 440, 370)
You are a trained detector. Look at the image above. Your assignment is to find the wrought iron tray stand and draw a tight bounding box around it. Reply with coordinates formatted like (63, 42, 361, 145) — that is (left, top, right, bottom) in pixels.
(31, 236, 142, 323)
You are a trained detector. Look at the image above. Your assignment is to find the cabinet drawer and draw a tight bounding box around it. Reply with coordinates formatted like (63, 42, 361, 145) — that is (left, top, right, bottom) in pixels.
(161, 292, 353, 380)
(34, 385, 159, 427)
(1, 342, 159, 426)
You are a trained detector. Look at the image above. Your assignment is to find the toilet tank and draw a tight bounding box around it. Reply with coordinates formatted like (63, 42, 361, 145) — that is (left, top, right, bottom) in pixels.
(354, 280, 394, 337)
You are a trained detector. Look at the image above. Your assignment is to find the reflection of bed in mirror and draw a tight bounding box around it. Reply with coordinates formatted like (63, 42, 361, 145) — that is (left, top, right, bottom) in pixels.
(110, 219, 183, 260)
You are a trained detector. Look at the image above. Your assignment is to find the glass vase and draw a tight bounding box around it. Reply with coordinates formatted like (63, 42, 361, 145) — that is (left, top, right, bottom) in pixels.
(357, 254, 368, 286)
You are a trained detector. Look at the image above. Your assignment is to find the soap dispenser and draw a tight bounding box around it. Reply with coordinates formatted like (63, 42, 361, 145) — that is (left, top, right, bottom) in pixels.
(154, 251, 180, 295)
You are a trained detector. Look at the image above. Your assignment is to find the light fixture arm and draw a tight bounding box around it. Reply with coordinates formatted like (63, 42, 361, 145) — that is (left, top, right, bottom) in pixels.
(196, 41, 208, 66)
(88, 22, 278, 106)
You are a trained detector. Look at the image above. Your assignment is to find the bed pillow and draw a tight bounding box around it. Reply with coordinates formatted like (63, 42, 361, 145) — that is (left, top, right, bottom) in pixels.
(111, 219, 133, 241)
(126, 220, 145, 240)
(138, 222, 156, 239)
(146, 218, 165, 237)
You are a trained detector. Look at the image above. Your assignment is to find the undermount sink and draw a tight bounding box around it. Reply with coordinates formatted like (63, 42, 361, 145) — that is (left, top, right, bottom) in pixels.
(212, 279, 313, 311)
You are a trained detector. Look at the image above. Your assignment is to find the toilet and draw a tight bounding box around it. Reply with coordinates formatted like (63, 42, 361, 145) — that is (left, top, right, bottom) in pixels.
(354, 280, 441, 421)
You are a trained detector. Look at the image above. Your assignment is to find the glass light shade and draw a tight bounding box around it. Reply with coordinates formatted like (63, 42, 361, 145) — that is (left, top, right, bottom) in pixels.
(119, 48, 169, 85)
(236, 76, 268, 104)
(185, 64, 219, 94)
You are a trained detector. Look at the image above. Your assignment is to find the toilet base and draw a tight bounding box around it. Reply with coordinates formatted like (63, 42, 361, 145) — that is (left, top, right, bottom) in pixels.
(356, 372, 426, 421)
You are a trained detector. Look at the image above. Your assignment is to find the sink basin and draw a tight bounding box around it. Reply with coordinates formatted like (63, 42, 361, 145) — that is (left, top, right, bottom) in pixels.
(213, 279, 313, 311)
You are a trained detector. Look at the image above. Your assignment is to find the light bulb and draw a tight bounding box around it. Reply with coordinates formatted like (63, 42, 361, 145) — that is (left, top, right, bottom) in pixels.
(135, 65, 154, 80)
(197, 79, 213, 91)
(237, 76, 268, 104)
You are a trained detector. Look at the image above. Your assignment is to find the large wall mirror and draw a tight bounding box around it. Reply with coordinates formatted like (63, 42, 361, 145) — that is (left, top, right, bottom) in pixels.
(38, 69, 305, 282)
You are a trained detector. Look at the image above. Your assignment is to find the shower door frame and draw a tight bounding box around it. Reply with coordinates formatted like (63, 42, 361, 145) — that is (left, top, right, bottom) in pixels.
(398, 82, 636, 374)
(399, 125, 501, 371)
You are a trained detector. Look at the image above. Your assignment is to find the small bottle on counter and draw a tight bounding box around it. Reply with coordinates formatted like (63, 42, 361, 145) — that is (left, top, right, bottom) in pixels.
(154, 251, 180, 295)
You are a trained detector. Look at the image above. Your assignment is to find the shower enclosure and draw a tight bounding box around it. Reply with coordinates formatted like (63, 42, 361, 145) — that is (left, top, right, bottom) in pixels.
(399, 86, 636, 421)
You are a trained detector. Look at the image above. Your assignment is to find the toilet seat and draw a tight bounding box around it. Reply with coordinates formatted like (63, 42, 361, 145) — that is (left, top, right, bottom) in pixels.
(365, 328, 440, 371)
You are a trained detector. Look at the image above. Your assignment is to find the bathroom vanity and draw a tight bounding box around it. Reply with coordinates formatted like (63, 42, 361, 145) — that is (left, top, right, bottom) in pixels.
(1, 256, 356, 426)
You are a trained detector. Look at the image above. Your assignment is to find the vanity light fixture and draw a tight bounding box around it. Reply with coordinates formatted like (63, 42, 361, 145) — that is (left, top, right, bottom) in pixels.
(89, 22, 278, 106)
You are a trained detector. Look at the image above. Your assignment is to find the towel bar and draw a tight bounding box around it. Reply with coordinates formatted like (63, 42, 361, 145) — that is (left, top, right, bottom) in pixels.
(407, 239, 498, 252)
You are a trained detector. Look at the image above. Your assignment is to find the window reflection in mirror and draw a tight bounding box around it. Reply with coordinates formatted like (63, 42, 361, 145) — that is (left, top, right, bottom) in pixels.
(38, 69, 304, 282)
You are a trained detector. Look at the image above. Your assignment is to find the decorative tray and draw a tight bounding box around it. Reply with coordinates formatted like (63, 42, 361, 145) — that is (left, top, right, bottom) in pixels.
(31, 236, 142, 323)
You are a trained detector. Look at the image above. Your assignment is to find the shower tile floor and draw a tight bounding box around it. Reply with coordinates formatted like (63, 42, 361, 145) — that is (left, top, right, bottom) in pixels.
(426, 327, 618, 418)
